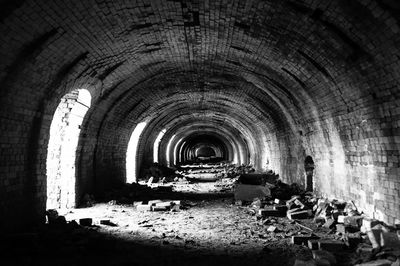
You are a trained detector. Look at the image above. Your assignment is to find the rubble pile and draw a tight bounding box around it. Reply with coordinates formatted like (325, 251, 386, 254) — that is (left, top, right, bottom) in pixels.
(176, 163, 256, 181)
(135, 199, 181, 212)
(104, 182, 175, 204)
(236, 179, 400, 266)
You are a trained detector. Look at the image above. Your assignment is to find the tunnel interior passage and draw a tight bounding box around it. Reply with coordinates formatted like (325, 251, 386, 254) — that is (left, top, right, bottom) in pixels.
(179, 134, 229, 164)
(0, 0, 400, 230)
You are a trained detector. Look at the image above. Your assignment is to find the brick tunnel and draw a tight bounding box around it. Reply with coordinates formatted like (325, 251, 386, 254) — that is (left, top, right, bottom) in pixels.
(0, 1, 400, 265)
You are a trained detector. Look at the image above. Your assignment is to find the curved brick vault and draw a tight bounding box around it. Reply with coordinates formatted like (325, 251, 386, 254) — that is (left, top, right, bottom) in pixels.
(0, 0, 400, 230)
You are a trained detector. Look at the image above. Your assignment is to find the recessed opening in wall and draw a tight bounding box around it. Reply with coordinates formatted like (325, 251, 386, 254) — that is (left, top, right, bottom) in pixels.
(126, 121, 148, 183)
(304, 156, 315, 192)
(46, 89, 91, 210)
(166, 134, 176, 167)
(196, 146, 216, 159)
(153, 129, 166, 163)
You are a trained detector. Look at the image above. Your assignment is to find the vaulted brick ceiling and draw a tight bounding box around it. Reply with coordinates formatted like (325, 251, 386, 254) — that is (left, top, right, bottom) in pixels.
(1, 0, 400, 227)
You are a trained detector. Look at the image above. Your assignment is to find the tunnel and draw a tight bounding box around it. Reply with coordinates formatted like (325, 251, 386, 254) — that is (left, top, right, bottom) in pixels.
(0, 0, 399, 265)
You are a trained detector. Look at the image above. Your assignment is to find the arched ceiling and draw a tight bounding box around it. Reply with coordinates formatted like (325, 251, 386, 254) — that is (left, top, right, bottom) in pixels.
(1, 0, 400, 224)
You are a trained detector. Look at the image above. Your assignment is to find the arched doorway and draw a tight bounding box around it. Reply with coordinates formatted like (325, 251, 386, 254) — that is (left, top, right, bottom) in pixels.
(304, 156, 315, 192)
(46, 89, 91, 209)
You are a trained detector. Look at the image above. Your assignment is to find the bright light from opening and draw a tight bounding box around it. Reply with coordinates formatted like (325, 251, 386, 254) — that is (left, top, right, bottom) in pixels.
(153, 129, 166, 163)
(126, 122, 147, 183)
(173, 138, 184, 165)
(166, 134, 176, 167)
(47, 89, 91, 210)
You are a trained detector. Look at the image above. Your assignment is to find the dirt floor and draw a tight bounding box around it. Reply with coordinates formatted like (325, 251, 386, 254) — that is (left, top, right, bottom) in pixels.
(2, 182, 355, 266)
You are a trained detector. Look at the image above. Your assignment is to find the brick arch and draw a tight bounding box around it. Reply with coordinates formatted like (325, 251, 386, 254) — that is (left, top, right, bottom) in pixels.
(0, 0, 400, 229)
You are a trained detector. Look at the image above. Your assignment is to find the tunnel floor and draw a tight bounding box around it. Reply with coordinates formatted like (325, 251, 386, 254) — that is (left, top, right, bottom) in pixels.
(3, 182, 361, 266)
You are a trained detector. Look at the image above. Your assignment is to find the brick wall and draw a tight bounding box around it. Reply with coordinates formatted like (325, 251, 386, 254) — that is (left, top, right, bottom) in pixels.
(0, 0, 399, 231)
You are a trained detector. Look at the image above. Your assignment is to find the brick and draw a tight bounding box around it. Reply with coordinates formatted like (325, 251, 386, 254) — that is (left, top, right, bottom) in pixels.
(273, 204, 288, 213)
(287, 210, 310, 220)
(148, 200, 163, 206)
(152, 205, 169, 211)
(0, 0, 399, 234)
(318, 239, 346, 252)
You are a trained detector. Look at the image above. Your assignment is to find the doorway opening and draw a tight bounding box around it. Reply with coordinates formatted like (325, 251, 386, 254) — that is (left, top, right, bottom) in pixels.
(304, 155, 315, 192)
(126, 121, 147, 183)
(153, 129, 166, 163)
(46, 89, 91, 209)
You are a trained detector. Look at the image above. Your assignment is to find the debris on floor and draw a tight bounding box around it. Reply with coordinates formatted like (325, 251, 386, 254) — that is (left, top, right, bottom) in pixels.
(17, 163, 399, 266)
